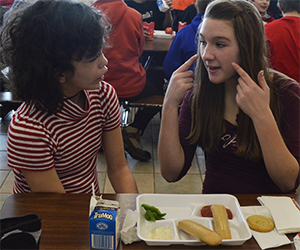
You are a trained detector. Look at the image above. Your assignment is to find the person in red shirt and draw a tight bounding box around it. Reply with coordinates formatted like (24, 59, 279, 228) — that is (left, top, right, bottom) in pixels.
(92, 0, 164, 161)
(249, 0, 274, 24)
(172, 0, 195, 31)
(265, 0, 300, 83)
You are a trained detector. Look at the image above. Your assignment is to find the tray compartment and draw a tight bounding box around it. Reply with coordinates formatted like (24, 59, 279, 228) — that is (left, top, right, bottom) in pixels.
(138, 219, 177, 242)
(174, 217, 213, 242)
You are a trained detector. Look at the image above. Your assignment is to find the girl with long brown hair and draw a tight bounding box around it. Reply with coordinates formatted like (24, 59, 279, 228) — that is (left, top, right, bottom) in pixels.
(158, 0, 300, 194)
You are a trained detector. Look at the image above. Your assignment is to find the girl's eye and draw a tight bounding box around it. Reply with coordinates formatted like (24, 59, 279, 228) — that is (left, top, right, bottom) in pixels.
(87, 52, 103, 63)
(216, 43, 226, 48)
(87, 56, 99, 63)
(199, 40, 207, 46)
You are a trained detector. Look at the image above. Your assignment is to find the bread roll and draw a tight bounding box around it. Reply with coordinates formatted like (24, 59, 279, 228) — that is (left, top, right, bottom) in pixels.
(178, 219, 222, 246)
(211, 205, 232, 239)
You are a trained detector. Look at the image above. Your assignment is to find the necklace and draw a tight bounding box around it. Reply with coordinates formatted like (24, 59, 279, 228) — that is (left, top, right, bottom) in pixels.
(64, 91, 82, 100)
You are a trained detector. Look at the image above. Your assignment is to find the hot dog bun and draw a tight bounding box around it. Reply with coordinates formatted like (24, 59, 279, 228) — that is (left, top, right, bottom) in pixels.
(178, 219, 222, 246)
(211, 205, 232, 239)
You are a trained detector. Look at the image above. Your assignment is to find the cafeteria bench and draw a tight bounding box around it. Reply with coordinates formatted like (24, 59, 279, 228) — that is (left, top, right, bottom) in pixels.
(120, 95, 164, 127)
(0, 91, 22, 118)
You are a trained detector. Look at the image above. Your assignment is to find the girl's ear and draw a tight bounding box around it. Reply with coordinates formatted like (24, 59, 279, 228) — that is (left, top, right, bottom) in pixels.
(277, 2, 282, 12)
(58, 73, 67, 84)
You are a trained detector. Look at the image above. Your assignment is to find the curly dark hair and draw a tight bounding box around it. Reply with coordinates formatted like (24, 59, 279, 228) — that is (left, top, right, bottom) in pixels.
(0, 0, 109, 114)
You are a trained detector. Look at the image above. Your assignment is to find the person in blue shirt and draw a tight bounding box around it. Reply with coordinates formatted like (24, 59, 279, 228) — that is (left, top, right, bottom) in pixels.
(163, 0, 212, 80)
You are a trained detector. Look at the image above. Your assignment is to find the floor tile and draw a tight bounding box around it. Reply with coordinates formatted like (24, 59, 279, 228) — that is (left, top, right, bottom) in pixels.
(103, 173, 155, 194)
(0, 151, 8, 170)
(153, 144, 160, 174)
(98, 172, 106, 193)
(103, 174, 114, 194)
(0, 134, 7, 150)
(133, 173, 154, 193)
(155, 173, 203, 194)
(195, 147, 206, 175)
(0, 171, 14, 193)
(96, 152, 107, 172)
(0, 170, 10, 188)
(0, 193, 12, 210)
(126, 156, 154, 173)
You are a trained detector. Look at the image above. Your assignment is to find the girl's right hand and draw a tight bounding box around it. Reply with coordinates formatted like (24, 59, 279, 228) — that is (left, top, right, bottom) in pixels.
(164, 54, 198, 106)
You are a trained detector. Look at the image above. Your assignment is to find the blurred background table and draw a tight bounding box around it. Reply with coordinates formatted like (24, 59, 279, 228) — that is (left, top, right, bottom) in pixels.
(142, 37, 173, 94)
(1, 193, 298, 250)
(144, 38, 173, 52)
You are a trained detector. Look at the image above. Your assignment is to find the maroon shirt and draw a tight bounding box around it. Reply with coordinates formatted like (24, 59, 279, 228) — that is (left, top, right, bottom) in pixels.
(178, 73, 300, 194)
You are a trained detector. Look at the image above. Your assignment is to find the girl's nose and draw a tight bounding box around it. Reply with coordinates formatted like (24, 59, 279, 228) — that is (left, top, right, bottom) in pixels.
(99, 54, 108, 68)
(201, 45, 214, 61)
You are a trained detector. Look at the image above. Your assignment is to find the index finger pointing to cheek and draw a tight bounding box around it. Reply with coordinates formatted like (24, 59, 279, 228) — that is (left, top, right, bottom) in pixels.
(232, 62, 245, 75)
(176, 54, 198, 73)
(232, 62, 252, 81)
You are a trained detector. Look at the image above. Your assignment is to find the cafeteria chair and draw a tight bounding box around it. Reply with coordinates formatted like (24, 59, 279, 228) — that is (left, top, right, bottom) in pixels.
(119, 55, 165, 127)
(120, 95, 164, 128)
(0, 91, 22, 119)
(0, 213, 42, 250)
(0, 67, 23, 119)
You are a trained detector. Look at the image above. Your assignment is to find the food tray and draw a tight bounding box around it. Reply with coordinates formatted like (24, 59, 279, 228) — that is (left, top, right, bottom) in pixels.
(153, 30, 175, 39)
(136, 194, 251, 246)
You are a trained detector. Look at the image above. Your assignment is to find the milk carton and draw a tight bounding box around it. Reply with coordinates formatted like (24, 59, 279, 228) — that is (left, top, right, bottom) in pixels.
(157, 0, 169, 12)
(89, 197, 120, 250)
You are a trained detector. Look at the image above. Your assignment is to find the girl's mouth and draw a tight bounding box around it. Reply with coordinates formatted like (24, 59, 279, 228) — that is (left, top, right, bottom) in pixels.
(207, 66, 220, 73)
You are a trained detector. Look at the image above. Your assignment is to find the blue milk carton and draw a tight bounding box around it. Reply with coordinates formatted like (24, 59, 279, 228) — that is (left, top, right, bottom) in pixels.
(156, 0, 169, 12)
(89, 197, 120, 250)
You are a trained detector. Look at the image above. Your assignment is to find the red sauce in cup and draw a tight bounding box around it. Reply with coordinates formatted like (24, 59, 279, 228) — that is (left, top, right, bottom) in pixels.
(200, 205, 233, 219)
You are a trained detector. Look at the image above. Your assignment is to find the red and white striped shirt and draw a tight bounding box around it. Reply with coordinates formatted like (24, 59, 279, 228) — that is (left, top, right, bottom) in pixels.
(7, 81, 120, 194)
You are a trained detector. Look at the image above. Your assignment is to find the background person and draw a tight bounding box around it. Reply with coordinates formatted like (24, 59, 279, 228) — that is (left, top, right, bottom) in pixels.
(92, 0, 161, 161)
(163, 0, 211, 80)
(0, 0, 138, 194)
(172, 0, 195, 32)
(268, 0, 282, 19)
(125, 0, 173, 95)
(265, 0, 300, 83)
(249, 0, 275, 23)
(178, 3, 197, 27)
(125, 0, 173, 33)
(158, 0, 300, 194)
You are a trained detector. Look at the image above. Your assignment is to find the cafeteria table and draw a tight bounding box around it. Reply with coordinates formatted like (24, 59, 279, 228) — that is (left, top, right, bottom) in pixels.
(142, 37, 172, 71)
(0, 193, 299, 250)
(143, 38, 173, 52)
(142, 37, 173, 95)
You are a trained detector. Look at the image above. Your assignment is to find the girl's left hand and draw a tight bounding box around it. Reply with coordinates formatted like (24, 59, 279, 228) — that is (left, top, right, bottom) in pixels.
(232, 62, 271, 120)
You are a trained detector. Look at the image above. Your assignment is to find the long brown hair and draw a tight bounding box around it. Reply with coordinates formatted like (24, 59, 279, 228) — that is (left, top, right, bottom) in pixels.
(188, 0, 282, 161)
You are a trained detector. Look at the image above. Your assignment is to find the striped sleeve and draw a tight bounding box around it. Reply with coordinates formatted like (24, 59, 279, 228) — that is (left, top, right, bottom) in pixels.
(7, 109, 56, 172)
